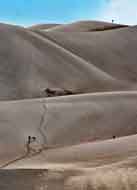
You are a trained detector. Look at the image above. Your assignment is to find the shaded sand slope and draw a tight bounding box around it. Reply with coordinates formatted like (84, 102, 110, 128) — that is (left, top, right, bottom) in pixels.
(1, 92, 137, 166)
(41, 26, 137, 82)
(0, 23, 128, 100)
(46, 20, 127, 32)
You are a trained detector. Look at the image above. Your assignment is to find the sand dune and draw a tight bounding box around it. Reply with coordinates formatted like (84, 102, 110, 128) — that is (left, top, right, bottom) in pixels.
(39, 25, 137, 82)
(0, 20, 137, 189)
(0, 23, 131, 100)
(0, 92, 137, 168)
(46, 20, 127, 32)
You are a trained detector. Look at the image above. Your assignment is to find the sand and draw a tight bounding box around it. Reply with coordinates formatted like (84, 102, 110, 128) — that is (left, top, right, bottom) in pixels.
(0, 20, 137, 189)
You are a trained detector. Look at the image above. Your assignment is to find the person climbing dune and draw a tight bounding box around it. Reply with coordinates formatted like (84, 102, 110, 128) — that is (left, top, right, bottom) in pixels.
(113, 136, 116, 139)
(26, 136, 37, 154)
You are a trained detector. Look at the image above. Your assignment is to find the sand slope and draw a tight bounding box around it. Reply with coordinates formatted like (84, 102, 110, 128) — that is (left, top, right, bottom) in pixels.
(7, 134, 137, 168)
(0, 92, 137, 168)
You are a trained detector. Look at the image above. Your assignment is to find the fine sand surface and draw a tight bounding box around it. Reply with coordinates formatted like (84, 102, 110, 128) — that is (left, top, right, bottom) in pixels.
(0, 20, 137, 190)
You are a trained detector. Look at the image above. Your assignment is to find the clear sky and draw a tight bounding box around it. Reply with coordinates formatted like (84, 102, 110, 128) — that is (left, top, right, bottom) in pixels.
(0, 0, 136, 26)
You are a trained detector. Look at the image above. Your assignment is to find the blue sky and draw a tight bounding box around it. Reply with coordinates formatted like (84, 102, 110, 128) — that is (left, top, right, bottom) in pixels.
(0, 0, 136, 26)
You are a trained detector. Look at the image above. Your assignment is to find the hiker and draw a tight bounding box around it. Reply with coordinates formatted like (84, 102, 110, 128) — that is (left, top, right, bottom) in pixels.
(113, 136, 116, 139)
(26, 136, 37, 153)
(28, 136, 31, 144)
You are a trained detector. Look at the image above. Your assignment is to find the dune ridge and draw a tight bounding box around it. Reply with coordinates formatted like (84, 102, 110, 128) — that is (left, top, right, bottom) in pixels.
(45, 20, 127, 32)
